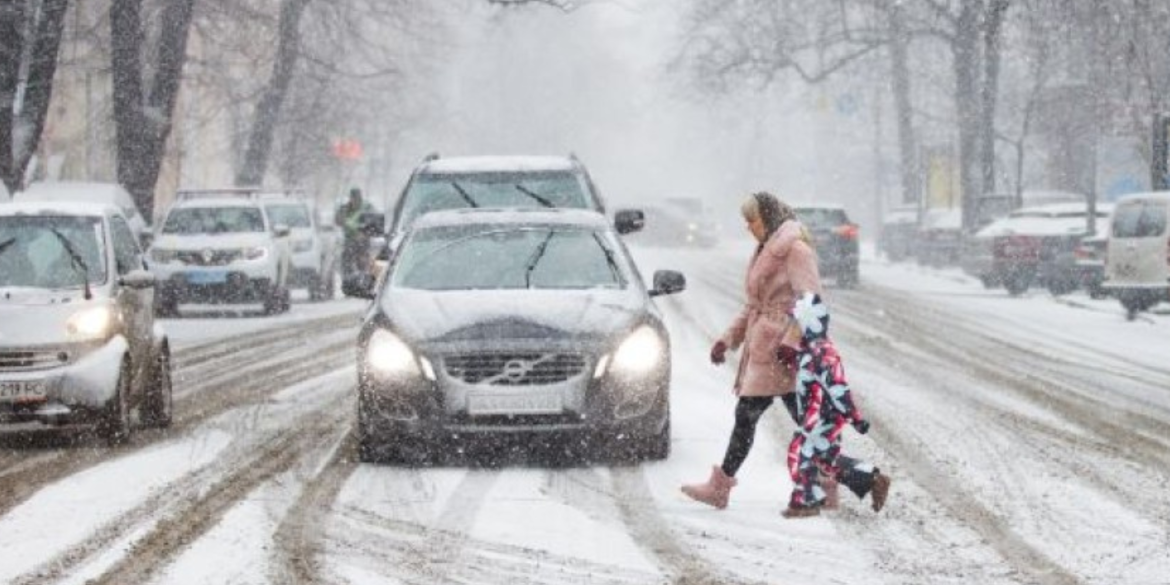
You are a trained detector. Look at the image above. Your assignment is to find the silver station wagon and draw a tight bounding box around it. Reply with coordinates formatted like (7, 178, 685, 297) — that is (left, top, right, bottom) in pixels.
(353, 208, 685, 463)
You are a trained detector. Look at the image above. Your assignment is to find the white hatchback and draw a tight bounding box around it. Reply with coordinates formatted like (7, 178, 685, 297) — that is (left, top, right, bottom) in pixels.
(1104, 192, 1170, 318)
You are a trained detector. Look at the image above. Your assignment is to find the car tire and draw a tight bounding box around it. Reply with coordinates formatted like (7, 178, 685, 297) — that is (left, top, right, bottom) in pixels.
(307, 273, 323, 301)
(1046, 277, 1076, 296)
(97, 360, 132, 445)
(1004, 272, 1032, 296)
(141, 347, 173, 428)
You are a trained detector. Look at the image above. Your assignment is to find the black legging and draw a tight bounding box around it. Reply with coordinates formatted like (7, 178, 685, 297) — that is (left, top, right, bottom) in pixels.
(720, 397, 775, 477)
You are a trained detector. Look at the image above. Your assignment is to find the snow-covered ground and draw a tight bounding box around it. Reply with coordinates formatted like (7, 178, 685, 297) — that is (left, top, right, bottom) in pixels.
(0, 240, 1167, 585)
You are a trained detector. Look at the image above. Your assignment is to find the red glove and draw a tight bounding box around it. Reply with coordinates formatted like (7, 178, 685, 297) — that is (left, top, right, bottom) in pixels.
(710, 340, 728, 365)
(776, 345, 800, 373)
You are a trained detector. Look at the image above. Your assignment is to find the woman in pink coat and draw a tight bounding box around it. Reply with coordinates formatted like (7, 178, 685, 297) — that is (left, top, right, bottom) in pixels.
(681, 192, 821, 509)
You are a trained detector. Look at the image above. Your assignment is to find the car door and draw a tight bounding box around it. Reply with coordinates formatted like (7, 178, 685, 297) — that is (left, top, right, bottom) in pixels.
(1107, 199, 1170, 285)
(110, 215, 153, 377)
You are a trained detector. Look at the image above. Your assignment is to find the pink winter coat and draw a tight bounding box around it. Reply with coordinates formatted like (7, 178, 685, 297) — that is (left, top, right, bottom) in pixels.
(720, 220, 823, 397)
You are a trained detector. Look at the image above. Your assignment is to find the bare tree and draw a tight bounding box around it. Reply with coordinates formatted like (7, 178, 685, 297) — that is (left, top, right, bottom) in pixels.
(109, 0, 196, 220)
(0, 0, 70, 194)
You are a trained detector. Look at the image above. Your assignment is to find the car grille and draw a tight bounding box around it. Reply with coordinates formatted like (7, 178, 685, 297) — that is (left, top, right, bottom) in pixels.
(444, 352, 587, 386)
(176, 249, 243, 266)
(0, 349, 69, 372)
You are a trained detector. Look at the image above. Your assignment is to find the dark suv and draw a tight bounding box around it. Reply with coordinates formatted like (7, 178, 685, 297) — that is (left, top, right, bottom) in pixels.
(344, 154, 644, 296)
(795, 205, 860, 287)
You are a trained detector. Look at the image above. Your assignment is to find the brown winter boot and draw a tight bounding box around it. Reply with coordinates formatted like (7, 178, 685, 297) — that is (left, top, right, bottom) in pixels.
(681, 465, 737, 509)
(871, 472, 891, 512)
(781, 504, 821, 519)
(821, 477, 840, 510)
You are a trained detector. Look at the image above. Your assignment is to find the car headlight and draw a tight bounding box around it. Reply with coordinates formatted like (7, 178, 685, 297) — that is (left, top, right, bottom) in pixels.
(243, 246, 269, 261)
(291, 239, 313, 253)
(67, 305, 120, 340)
(366, 329, 420, 377)
(608, 326, 664, 375)
(151, 248, 177, 263)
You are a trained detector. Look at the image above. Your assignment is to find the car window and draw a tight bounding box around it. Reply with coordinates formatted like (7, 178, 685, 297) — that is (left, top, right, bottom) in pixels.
(109, 215, 142, 275)
(162, 206, 266, 234)
(399, 172, 593, 227)
(796, 208, 850, 228)
(265, 203, 312, 228)
(1111, 202, 1168, 238)
(392, 225, 626, 291)
(0, 215, 108, 288)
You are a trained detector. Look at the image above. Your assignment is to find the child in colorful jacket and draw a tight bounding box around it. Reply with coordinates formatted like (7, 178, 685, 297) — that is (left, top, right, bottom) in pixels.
(781, 292, 891, 518)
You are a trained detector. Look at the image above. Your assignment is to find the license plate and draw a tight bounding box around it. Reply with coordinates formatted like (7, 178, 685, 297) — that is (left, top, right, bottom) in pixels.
(187, 270, 228, 284)
(0, 380, 48, 400)
(468, 392, 562, 415)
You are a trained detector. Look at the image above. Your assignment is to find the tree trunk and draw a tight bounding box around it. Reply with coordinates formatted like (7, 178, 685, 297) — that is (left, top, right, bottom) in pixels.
(0, 0, 69, 194)
(979, 0, 1009, 202)
(888, 3, 918, 207)
(236, 0, 313, 187)
(110, 0, 194, 221)
(954, 0, 983, 233)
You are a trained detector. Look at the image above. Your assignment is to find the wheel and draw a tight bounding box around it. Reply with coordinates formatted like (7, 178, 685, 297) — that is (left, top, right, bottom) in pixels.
(263, 284, 291, 315)
(1004, 272, 1032, 296)
(320, 269, 337, 300)
(1046, 277, 1076, 296)
(641, 416, 671, 461)
(1120, 293, 1153, 320)
(979, 275, 997, 289)
(97, 360, 132, 445)
(141, 347, 173, 428)
(307, 273, 323, 301)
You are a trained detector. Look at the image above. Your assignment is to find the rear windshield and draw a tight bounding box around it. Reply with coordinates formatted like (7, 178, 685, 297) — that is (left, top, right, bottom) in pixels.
(795, 208, 850, 228)
(1111, 202, 1168, 238)
(399, 172, 593, 228)
(162, 206, 266, 234)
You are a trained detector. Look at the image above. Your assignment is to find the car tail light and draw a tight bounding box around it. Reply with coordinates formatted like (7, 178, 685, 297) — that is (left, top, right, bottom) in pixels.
(833, 224, 859, 240)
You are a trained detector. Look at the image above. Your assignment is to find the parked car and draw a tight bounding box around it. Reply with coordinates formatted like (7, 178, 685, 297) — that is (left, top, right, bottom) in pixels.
(147, 189, 292, 316)
(345, 153, 645, 297)
(15, 182, 149, 246)
(352, 208, 684, 463)
(261, 195, 338, 301)
(794, 204, 860, 287)
(961, 202, 1112, 296)
(916, 207, 963, 267)
(878, 206, 917, 261)
(1103, 192, 1170, 318)
(663, 196, 720, 246)
(1073, 234, 1109, 299)
(0, 201, 172, 443)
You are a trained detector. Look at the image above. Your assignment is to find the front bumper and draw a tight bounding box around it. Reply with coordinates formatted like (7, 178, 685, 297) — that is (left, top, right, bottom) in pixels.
(0, 337, 127, 427)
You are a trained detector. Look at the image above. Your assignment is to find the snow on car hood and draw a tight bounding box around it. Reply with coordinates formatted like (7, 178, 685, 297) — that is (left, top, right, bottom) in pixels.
(151, 233, 274, 250)
(381, 288, 646, 343)
(0, 290, 103, 346)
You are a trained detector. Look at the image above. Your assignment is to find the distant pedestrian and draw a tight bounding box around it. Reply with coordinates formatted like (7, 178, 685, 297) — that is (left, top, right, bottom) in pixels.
(781, 291, 890, 518)
(337, 187, 373, 277)
(680, 191, 818, 510)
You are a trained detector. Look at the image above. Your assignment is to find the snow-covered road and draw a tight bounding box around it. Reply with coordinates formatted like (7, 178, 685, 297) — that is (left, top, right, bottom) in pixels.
(0, 243, 1166, 585)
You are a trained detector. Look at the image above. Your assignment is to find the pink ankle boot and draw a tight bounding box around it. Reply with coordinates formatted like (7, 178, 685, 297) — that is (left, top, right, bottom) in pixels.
(681, 465, 737, 509)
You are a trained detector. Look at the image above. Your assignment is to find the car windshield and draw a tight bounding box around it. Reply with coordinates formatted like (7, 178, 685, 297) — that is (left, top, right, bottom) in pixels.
(399, 172, 592, 227)
(391, 225, 626, 291)
(795, 208, 849, 228)
(0, 215, 107, 289)
(1111, 202, 1168, 238)
(264, 204, 312, 228)
(162, 206, 266, 234)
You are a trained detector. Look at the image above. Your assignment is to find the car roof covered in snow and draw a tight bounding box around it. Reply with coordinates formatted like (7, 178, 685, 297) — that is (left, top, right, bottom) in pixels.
(0, 200, 117, 219)
(1009, 202, 1113, 218)
(418, 156, 578, 175)
(170, 196, 266, 209)
(410, 208, 611, 231)
(17, 181, 132, 204)
(1113, 191, 1170, 205)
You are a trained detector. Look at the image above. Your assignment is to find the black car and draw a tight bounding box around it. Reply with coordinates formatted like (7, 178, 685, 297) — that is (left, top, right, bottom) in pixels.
(344, 154, 645, 298)
(352, 208, 685, 463)
(794, 205, 860, 287)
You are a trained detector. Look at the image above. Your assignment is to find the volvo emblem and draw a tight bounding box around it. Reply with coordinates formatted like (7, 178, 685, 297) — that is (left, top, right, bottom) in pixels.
(500, 359, 533, 383)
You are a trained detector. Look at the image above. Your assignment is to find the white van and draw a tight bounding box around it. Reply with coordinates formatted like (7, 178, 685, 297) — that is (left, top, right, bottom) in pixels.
(1103, 192, 1170, 318)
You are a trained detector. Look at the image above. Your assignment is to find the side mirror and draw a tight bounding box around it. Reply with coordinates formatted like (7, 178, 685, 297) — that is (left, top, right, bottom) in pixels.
(649, 269, 686, 297)
(274, 224, 291, 238)
(615, 209, 645, 235)
(119, 268, 157, 289)
(342, 273, 377, 300)
(138, 228, 154, 250)
(359, 212, 385, 236)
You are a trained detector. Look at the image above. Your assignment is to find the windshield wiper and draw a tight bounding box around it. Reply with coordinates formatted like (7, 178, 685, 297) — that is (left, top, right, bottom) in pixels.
(514, 184, 555, 208)
(592, 232, 626, 286)
(450, 181, 479, 208)
(49, 228, 93, 300)
(0, 237, 14, 256)
(524, 230, 557, 288)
